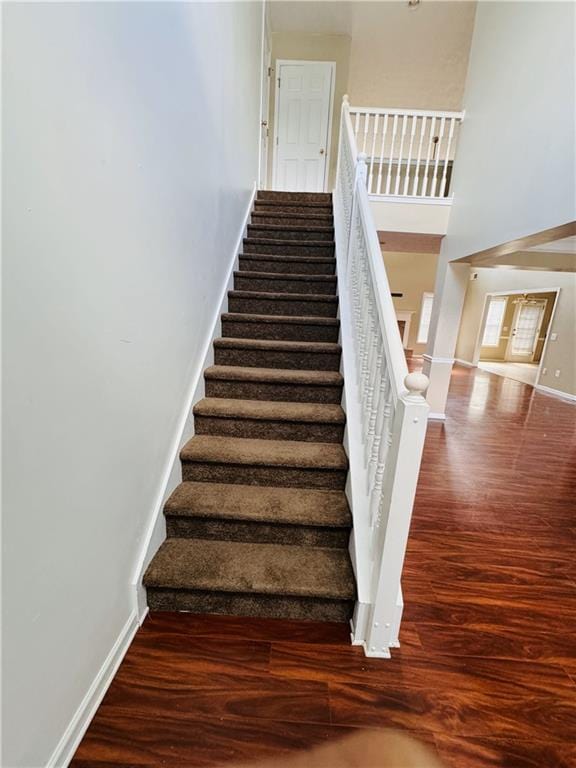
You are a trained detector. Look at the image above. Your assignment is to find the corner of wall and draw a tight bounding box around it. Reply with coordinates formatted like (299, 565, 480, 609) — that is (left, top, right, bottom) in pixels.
(130, 183, 258, 622)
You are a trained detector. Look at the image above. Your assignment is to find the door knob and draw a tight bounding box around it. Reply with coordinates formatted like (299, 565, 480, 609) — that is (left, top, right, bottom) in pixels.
(319, 148, 325, 155)
(261, 120, 268, 127)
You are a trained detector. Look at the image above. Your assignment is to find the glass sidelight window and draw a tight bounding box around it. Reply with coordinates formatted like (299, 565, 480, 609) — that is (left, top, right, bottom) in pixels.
(482, 297, 507, 347)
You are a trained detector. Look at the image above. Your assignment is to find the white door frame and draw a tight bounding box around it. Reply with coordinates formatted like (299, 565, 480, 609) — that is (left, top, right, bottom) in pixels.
(258, 6, 272, 189)
(473, 287, 561, 385)
(272, 59, 336, 192)
(505, 299, 547, 362)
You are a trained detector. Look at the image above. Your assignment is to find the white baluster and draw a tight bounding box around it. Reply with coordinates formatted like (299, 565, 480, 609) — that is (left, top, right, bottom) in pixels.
(376, 114, 389, 195)
(439, 117, 456, 197)
(385, 115, 398, 195)
(412, 116, 427, 196)
(362, 112, 370, 153)
(431, 117, 445, 198)
(367, 114, 379, 194)
(354, 110, 360, 139)
(421, 116, 436, 197)
(394, 115, 408, 195)
(403, 115, 417, 196)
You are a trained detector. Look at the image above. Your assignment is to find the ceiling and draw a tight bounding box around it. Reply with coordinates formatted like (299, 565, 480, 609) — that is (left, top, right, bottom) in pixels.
(269, 1, 354, 36)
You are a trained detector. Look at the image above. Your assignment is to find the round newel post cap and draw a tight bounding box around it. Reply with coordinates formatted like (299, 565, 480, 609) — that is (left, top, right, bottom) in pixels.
(404, 372, 429, 400)
(357, 151, 368, 164)
(343, 93, 350, 105)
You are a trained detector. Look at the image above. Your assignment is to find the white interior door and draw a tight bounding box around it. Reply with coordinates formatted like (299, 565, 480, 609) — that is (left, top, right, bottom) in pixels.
(274, 61, 334, 192)
(507, 301, 546, 362)
(259, 35, 271, 189)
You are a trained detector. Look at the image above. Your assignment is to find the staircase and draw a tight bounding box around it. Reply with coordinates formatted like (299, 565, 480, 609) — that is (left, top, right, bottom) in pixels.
(143, 191, 356, 623)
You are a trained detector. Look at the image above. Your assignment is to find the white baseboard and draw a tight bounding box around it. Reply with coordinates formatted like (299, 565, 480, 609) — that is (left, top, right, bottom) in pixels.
(130, 183, 258, 620)
(535, 384, 576, 403)
(454, 358, 477, 368)
(46, 612, 139, 768)
(428, 411, 447, 421)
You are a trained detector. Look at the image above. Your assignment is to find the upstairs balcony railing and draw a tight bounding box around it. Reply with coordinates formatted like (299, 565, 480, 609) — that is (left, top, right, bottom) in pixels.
(334, 95, 430, 657)
(348, 105, 464, 200)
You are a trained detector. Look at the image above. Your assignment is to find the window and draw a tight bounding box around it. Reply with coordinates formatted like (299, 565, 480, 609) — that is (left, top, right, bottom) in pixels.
(417, 293, 434, 344)
(482, 297, 508, 347)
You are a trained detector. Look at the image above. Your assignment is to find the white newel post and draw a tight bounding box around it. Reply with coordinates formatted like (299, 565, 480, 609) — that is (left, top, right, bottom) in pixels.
(364, 372, 429, 656)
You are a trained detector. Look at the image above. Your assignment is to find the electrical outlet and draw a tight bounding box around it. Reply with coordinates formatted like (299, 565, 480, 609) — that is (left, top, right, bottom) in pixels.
(551, 332, 558, 341)
(542, 367, 547, 376)
(555, 369, 561, 378)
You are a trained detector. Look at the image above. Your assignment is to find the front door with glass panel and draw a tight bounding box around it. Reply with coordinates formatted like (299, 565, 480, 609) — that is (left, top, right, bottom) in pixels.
(507, 300, 547, 362)
(273, 61, 334, 192)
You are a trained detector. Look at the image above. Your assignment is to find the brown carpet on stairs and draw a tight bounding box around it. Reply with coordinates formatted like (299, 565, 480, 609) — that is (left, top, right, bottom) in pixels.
(143, 190, 356, 622)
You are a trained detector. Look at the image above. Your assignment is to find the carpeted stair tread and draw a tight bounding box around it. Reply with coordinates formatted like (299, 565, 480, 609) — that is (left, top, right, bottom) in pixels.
(257, 191, 332, 203)
(234, 271, 336, 284)
(164, 482, 351, 527)
(252, 211, 333, 223)
(244, 237, 335, 248)
(214, 337, 340, 354)
(143, 538, 355, 600)
(180, 435, 348, 471)
(222, 313, 339, 328)
(194, 397, 345, 424)
(239, 253, 335, 265)
(205, 365, 343, 387)
(248, 224, 334, 235)
(228, 289, 338, 304)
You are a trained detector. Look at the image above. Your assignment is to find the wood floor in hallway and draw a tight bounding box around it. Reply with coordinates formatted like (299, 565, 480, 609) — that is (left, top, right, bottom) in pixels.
(71, 364, 576, 768)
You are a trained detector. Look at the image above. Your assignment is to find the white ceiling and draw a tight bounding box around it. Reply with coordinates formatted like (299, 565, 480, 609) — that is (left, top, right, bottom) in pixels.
(528, 236, 576, 254)
(269, 0, 354, 35)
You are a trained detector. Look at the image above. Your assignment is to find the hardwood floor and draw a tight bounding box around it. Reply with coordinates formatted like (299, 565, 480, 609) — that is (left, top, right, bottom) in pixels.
(71, 364, 576, 768)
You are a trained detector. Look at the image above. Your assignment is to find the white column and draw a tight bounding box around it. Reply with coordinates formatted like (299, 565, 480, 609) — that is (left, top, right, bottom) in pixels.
(422, 261, 470, 419)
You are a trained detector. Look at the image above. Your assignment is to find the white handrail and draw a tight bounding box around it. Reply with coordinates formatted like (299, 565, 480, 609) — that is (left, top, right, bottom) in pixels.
(350, 105, 464, 120)
(334, 95, 430, 658)
(349, 105, 464, 199)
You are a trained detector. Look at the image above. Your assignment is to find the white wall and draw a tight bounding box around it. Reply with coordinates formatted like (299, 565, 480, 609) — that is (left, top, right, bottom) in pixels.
(440, 1, 575, 264)
(2, 3, 262, 766)
(425, 1, 575, 415)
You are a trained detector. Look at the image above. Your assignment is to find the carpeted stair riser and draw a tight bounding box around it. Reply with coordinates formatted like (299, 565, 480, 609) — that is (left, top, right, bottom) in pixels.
(194, 413, 344, 444)
(239, 255, 335, 276)
(228, 291, 338, 318)
(254, 202, 333, 216)
(243, 238, 335, 257)
(257, 191, 332, 203)
(221, 315, 339, 343)
(146, 588, 353, 622)
(165, 516, 350, 548)
(214, 343, 341, 372)
(234, 272, 336, 296)
(182, 461, 346, 490)
(247, 225, 334, 243)
(205, 378, 342, 404)
(251, 212, 334, 227)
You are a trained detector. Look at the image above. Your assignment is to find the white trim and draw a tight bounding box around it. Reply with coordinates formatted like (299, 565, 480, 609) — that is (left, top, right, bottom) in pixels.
(454, 358, 477, 368)
(422, 354, 454, 366)
(368, 193, 453, 206)
(272, 59, 336, 193)
(428, 411, 447, 421)
(130, 185, 257, 620)
(535, 384, 576, 403)
(350, 106, 465, 120)
(46, 612, 139, 768)
(257, 3, 271, 189)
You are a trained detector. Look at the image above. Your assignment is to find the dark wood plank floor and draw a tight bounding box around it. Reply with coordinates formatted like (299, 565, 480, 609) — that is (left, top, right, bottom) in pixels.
(72, 365, 576, 768)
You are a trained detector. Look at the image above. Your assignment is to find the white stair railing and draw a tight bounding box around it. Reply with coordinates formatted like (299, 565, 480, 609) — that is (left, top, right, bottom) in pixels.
(334, 95, 430, 657)
(349, 105, 464, 199)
